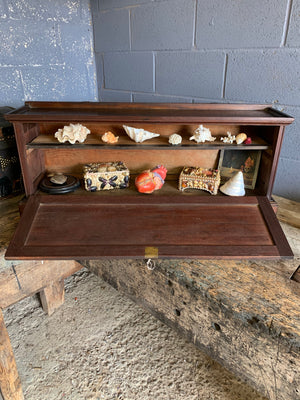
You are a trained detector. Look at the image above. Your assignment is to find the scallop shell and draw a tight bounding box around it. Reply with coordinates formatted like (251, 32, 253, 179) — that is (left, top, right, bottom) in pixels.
(123, 125, 160, 143)
(54, 123, 90, 144)
(236, 133, 247, 144)
(102, 131, 119, 143)
(189, 125, 216, 143)
(220, 171, 245, 196)
(168, 133, 182, 145)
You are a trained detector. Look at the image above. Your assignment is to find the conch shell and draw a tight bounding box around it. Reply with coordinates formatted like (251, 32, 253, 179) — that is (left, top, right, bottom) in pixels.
(102, 131, 119, 143)
(55, 123, 90, 144)
(220, 171, 245, 196)
(190, 125, 216, 143)
(123, 125, 160, 143)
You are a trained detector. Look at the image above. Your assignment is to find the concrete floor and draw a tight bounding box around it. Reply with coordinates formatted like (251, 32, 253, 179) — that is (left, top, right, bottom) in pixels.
(3, 267, 269, 400)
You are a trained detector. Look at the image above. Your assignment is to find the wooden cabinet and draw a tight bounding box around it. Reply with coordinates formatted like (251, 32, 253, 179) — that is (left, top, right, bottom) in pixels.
(5, 102, 294, 260)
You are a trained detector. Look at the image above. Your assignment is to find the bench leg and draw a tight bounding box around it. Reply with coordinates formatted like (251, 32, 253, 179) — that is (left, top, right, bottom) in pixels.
(0, 309, 24, 400)
(39, 279, 65, 316)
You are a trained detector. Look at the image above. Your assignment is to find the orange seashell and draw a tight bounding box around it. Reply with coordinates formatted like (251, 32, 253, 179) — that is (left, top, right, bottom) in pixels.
(102, 131, 119, 144)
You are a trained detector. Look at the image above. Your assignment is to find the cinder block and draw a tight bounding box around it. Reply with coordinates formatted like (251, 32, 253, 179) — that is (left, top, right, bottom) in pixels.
(94, 8, 130, 52)
(95, 53, 104, 90)
(193, 98, 225, 103)
(0, 68, 24, 107)
(196, 0, 287, 48)
(21, 65, 97, 101)
(99, 0, 150, 11)
(0, 21, 62, 66)
(133, 92, 192, 102)
(273, 157, 300, 201)
(5, 0, 90, 22)
(104, 52, 153, 92)
(99, 89, 132, 102)
(59, 23, 95, 63)
(90, 0, 99, 16)
(156, 51, 225, 99)
(286, 0, 300, 47)
(131, 0, 194, 50)
(226, 50, 300, 106)
(0, 1, 8, 18)
(278, 106, 300, 162)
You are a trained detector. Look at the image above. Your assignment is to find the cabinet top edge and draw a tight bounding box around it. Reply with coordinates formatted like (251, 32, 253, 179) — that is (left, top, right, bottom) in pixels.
(4, 102, 294, 125)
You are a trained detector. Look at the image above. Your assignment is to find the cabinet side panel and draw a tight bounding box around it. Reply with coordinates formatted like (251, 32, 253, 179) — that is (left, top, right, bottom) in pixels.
(13, 122, 45, 196)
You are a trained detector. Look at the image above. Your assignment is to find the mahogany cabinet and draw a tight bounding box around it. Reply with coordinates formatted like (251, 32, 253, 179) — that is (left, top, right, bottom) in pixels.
(4, 102, 294, 260)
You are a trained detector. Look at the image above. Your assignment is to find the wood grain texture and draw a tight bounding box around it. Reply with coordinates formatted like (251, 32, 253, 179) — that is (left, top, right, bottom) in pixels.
(0, 309, 24, 400)
(39, 279, 65, 316)
(0, 195, 82, 309)
(273, 195, 300, 229)
(5, 194, 292, 260)
(0, 260, 82, 309)
(5, 102, 294, 125)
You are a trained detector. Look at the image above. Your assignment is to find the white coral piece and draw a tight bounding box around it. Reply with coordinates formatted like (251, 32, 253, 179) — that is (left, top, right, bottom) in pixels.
(220, 131, 236, 144)
(55, 123, 91, 144)
(189, 125, 216, 143)
(123, 125, 160, 143)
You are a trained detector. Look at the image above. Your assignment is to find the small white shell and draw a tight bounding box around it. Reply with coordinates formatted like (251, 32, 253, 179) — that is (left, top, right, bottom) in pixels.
(189, 125, 216, 143)
(55, 123, 90, 144)
(123, 125, 160, 143)
(220, 171, 245, 196)
(236, 133, 247, 144)
(168, 133, 182, 145)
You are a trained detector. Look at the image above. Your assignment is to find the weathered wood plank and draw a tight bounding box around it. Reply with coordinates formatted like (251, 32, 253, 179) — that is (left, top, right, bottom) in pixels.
(39, 279, 65, 316)
(84, 258, 300, 400)
(273, 195, 300, 229)
(0, 309, 24, 400)
(0, 260, 82, 309)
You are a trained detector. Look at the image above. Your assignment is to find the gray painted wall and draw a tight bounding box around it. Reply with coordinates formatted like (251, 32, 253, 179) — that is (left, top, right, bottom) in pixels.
(92, 0, 300, 201)
(0, 0, 98, 109)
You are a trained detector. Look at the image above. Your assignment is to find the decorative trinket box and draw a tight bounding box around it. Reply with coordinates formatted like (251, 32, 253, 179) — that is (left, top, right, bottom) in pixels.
(179, 167, 220, 195)
(83, 161, 130, 191)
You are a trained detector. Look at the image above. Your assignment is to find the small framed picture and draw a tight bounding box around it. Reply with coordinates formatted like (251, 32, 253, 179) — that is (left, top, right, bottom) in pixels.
(218, 149, 261, 189)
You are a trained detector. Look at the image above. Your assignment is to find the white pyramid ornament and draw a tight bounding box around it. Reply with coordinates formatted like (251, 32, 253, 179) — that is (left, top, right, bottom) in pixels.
(220, 171, 245, 196)
(123, 125, 160, 143)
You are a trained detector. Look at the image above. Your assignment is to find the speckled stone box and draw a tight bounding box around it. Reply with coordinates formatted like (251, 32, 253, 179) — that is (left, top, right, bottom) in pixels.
(83, 161, 130, 191)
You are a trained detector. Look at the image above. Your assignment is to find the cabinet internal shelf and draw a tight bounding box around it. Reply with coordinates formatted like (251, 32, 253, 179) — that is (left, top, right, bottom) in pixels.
(27, 134, 269, 150)
(38, 177, 257, 198)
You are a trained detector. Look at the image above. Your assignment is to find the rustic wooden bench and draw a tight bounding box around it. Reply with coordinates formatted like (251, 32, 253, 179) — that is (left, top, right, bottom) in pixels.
(0, 195, 82, 400)
(0, 194, 299, 400)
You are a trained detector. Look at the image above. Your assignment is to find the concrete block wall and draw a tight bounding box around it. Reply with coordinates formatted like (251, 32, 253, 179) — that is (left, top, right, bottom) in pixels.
(92, 0, 300, 201)
(0, 0, 98, 109)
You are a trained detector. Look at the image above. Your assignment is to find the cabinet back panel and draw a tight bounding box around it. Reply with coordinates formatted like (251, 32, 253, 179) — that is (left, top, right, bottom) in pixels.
(44, 148, 220, 175)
